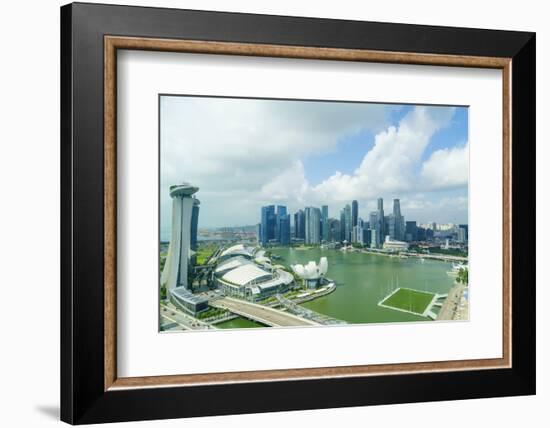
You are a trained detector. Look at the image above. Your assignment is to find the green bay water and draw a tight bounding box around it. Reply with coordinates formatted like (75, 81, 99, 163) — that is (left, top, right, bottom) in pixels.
(216, 317, 264, 329)
(271, 247, 456, 324)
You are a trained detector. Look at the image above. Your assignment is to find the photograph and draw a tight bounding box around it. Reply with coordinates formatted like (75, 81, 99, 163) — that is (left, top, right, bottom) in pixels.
(159, 95, 469, 331)
(54, 2, 536, 424)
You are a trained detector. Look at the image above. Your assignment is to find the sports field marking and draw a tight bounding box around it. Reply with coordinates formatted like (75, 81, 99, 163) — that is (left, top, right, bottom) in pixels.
(378, 287, 436, 317)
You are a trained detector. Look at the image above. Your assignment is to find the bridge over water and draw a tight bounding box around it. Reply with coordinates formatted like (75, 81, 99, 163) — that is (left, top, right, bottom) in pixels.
(210, 297, 319, 327)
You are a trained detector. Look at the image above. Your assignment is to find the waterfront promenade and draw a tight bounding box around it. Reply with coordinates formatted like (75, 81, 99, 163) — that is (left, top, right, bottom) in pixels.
(436, 283, 467, 320)
(361, 248, 468, 263)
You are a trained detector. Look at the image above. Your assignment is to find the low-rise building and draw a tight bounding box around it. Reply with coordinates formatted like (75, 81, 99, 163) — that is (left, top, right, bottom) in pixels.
(382, 236, 409, 252)
(170, 287, 209, 315)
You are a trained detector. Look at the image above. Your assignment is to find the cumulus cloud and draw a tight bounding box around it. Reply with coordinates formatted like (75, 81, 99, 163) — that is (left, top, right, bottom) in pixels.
(160, 96, 390, 228)
(310, 106, 456, 201)
(420, 142, 469, 189)
(160, 97, 467, 233)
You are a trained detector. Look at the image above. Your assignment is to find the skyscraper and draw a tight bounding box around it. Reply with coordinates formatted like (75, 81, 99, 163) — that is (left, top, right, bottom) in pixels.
(340, 209, 346, 241)
(344, 204, 352, 242)
(370, 228, 378, 248)
(369, 211, 379, 248)
(321, 205, 329, 242)
(458, 224, 469, 243)
(305, 207, 321, 244)
(328, 218, 341, 242)
(352, 200, 358, 229)
(278, 214, 291, 245)
(294, 209, 306, 240)
(388, 214, 397, 240)
(363, 228, 371, 246)
(275, 205, 287, 241)
(393, 199, 405, 241)
(161, 183, 199, 291)
(377, 198, 385, 242)
(260, 205, 276, 246)
(352, 224, 363, 244)
(405, 221, 417, 242)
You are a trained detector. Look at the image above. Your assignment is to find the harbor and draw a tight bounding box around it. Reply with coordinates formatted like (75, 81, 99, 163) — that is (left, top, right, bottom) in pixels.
(270, 247, 459, 324)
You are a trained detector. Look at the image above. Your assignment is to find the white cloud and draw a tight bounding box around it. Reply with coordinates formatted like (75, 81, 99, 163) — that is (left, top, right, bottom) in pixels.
(160, 96, 390, 228)
(420, 142, 469, 189)
(309, 106, 457, 201)
(160, 98, 467, 232)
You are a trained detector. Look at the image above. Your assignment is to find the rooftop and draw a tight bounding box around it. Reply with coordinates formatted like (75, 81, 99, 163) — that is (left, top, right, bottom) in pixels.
(170, 287, 208, 304)
(221, 263, 273, 286)
(169, 182, 199, 198)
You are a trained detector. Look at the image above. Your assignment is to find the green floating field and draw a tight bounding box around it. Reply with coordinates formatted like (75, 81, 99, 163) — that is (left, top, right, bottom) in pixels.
(379, 287, 435, 316)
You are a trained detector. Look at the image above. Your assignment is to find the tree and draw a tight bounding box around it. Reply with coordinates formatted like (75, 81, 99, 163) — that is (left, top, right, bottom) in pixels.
(457, 267, 469, 285)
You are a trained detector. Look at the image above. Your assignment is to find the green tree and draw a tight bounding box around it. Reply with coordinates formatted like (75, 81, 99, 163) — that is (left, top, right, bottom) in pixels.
(457, 268, 469, 285)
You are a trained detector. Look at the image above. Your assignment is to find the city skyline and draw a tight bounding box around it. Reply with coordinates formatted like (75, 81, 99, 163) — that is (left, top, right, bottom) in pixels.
(258, 197, 468, 249)
(160, 96, 468, 240)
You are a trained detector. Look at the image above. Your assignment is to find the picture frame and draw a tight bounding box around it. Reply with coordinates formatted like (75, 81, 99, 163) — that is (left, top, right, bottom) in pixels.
(60, 2, 535, 424)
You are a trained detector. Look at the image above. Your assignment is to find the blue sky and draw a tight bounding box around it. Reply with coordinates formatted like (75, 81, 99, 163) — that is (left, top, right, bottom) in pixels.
(160, 96, 468, 239)
(302, 105, 468, 186)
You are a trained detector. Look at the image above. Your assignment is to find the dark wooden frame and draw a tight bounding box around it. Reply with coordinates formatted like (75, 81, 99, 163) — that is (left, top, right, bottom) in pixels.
(61, 2, 536, 424)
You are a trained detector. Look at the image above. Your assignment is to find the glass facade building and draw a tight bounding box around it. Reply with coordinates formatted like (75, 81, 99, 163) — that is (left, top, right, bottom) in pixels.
(305, 206, 321, 244)
(321, 205, 329, 242)
(260, 205, 276, 246)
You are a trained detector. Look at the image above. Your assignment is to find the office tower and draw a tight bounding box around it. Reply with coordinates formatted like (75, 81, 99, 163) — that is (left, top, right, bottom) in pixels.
(458, 224, 469, 243)
(340, 209, 346, 241)
(256, 223, 261, 244)
(369, 211, 379, 247)
(388, 214, 397, 240)
(426, 228, 434, 241)
(293, 209, 305, 240)
(321, 205, 329, 242)
(370, 228, 378, 248)
(352, 224, 363, 244)
(352, 200, 358, 228)
(278, 214, 291, 245)
(161, 183, 199, 291)
(328, 218, 340, 242)
(275, 205, 287, 241)
(392, 198, 405, 241)
(343, 204, 352, 242)
(417, 226, 427, 241)
(260, 205, 276, 246)
(305, 207, 321, 244)
(377, 198, 385, 242)
(363, 228, 371, 246)
(405, 221, 417, 242)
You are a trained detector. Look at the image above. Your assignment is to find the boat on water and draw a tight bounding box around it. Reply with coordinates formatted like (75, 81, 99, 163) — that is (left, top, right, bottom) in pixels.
(446, 263, 467, 276)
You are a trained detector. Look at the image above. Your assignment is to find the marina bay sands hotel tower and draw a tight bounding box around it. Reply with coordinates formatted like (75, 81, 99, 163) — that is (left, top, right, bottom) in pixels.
(161, 183, 199, 292)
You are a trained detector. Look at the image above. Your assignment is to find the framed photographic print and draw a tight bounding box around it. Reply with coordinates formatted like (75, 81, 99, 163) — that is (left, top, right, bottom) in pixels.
(60, 2, 536, 424)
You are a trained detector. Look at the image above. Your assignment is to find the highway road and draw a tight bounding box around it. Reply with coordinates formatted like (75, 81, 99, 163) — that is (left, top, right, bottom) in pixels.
(210, 297, 319, 327)
(160, 303, 216, 331)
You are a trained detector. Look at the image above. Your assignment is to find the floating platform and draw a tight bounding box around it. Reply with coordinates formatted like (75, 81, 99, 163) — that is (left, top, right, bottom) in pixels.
(378, 287, 445, 318)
